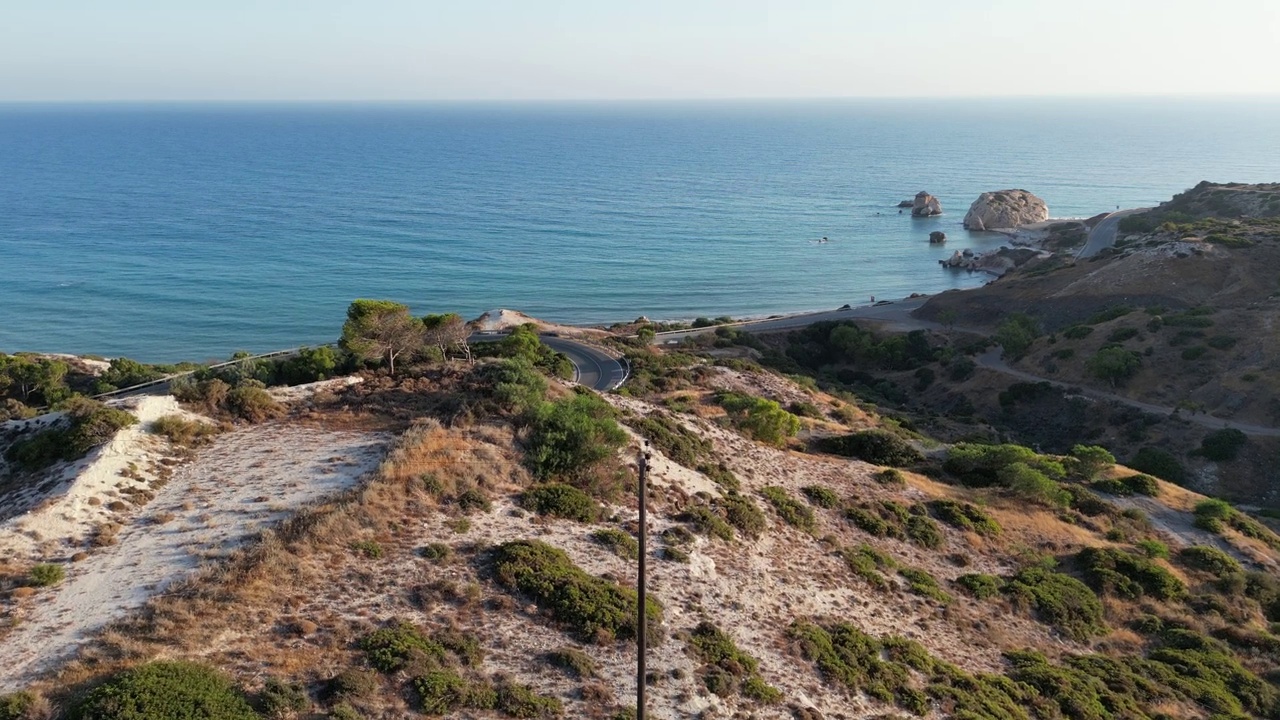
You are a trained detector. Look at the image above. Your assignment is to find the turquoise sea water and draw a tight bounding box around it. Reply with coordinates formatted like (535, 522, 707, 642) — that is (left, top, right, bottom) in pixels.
(2, 98, 1279, 362)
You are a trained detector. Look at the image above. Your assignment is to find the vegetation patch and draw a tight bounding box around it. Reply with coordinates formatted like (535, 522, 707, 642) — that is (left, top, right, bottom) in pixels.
(1198, 428, 1247, 462)
(687, 621, 781, 703)
(1128, 447, 1186, 484)
(1076, 547, 1185, 601)
(678, 504, 734, 541)
(68, 661, 258, 720)
(1091, 474, 1160, 497)
(898, 566, 952, 604)
(1002, 565, 1106, 641)
(150, 414, 222, 447)
(813, 430, 922, 467)
(1178, 545, 1242, 578)
(714, 391, 801, 446)
(521, 483, 602, 523)
(955, 573, 1003, 600)
(626, 413, 710, 469)
(492, 540, 662, 643)
(719, 493, 767, 539)
(801, 485, 841, 509)
(524, 394, 627, 485)
(845, 500, 943, 549)
(360, 620, 448, 673)
(5, 398, 137, 471)
(840, 543, 896, 590)
(759, 486, 816, 532)
(592, 528, 639, 560)
(927, 499, 1001, 536)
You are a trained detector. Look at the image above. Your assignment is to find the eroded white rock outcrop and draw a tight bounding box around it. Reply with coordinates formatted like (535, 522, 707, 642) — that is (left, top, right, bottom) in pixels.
(963, 189, 1048, 230)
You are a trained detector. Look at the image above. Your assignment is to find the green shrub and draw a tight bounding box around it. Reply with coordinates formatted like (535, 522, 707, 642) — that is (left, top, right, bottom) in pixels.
(1087, 347, 1142, 386)
(5, 398, 138, 471)
(350, 540, 383, 559)
(1107, 327, 1139, 343)
(679, 505, 733, 541)
(328, 668, 379, 701)
(1063, 325, 1094, 340)
(1003, 566, 1106, 641)
(494, 679, 563, 717)
(956, 573, 1003, 600)
(814, 430, 922, 467)
(479, 358, 548, 415)
(522, 483, 601, 522)
(801, 485, 841, 509)
(69, 661, 258, 720)
(999, 462, 1070, 507)
(456, 488, 492, 514)
(928, 499, 1001, 536)
(1136, 539, 1169, 558)
(226, 383, 285, 423)
(1179, 546, 1242, 578)
(259, 678, 308, 718)
(525, 394, 627, 483)
(1181, 346, 1208, 361)
(1124, 474, 1160, 496)
(547, 647, 596, 678)
(874, 468, 906, 486)
(760, 486, 816, 532)
(1199, 428, 1247, 461)
(688, 622, 780, 702)
(720, 494, 767, 539)
(0, 692, 41, 720)
(592, 528, 638, 560)
(1076, 547, 1185, 601)
(411, 669, 469, 715)
(899, 567, 952, 604)
(27, 563, 65, 587)
(150, 415, 221, 447)
(841, 543, 896, 590)
(328, 702, 362, 720)
(627, 414, 710, 469)
(943, 443, 1063, 487)
(1069, 444, 1115, 479)
(492, 540, 662, 642)
(714, 391, 800, 446)
(995, 313, 1041, 358)
(360, 621, 446, 673)
(905, 514, 944, 549)
(1128, 447, 1186, 484)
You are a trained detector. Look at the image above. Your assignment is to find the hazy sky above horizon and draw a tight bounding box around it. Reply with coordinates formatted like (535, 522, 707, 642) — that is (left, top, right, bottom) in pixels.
(3, 0, 1278, 102)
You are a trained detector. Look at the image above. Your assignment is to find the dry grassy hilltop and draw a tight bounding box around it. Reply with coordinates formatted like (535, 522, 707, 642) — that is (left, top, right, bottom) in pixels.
(2, 294, 1280, 719)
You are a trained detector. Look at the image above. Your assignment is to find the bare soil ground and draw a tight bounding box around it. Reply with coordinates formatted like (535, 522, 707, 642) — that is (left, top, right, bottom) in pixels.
(0, 422, 388, 692)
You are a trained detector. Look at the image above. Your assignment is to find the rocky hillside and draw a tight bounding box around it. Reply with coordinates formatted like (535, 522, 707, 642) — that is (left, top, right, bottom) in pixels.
(2, 328, 1280, 719)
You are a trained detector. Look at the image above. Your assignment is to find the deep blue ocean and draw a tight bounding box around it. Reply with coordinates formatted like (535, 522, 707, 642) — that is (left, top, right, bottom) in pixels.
(2, 98, 1279, 362)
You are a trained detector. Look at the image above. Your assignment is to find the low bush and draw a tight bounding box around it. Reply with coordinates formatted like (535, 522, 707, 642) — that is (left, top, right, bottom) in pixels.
(360, 621, 447, 673)
(627, 413, 710, 469)
(592, 528, 638, 560)
(1135, 539, 1169, 559)
(525, 394, 627, 483)
(899, 566, 952, 604)
(547, 647, 596, 678)
(259, 678, 308, 718)
(874, 468, 906, 486)
(687, 622, 781, 702)
(5, 398, 137, 471)
(68, 661, 258, 720)
(492, 540, 662, 643)
(1063, 325, 1094, 340)
(841, 543, 896, 590)
(760, 486, 816, 532)
(225, 383, 285, 423)
(801, 485, 840, 509)
(1198, 428, 1247, 462)
(521, 483, 601, 523)
(679, 504, 733, 541)
(719, 493, 767, 539)
(714, 391, 800, 446)
(1076, 547, 1185, 601)
(1128, 447, 1186, 484)
(928, 499, 1001, 536)
(0, 692, 44, 720)
(813, 430, 922, 467)
(943, 443, 1064, 487)
(150, 415, 221, 447)
(27, 562, 65, 587)
(956, 573, 1003, 600)
(350, 540, 383, 559)
(1179, 545, 1242, 578)
(1003, 565, 1106, 641)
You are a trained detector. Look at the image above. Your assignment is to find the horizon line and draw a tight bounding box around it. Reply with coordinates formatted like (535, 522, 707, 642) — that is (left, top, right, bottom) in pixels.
(2, 92, 1279, 106)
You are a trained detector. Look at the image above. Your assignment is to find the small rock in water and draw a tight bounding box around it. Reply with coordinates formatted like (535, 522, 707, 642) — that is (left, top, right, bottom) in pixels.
(929, 231, 947, 244)
(911, 191, 943, 217)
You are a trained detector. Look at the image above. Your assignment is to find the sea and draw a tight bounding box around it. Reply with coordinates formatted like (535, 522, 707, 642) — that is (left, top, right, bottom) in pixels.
(2, 98, 1279, 363)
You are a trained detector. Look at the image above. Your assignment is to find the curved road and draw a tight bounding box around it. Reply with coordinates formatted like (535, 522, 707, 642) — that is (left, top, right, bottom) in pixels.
(1077, 208, 1149, 259)
(540, 336, 629, 391)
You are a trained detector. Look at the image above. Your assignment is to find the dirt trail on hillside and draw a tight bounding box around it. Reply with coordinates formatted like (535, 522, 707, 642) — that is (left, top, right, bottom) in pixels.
(0, 424, 388, 692)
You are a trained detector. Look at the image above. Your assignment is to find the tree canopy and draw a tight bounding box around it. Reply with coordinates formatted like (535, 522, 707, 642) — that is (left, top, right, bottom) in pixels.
(339, 299, 424, 375)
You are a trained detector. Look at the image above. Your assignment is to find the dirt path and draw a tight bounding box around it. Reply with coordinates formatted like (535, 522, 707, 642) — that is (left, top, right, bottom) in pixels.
(0, 424, 389, 692)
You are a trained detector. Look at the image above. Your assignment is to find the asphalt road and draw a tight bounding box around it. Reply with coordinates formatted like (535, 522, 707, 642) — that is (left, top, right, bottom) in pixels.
(467, 333, 628, 392)
(1077, 208, 1150, 258)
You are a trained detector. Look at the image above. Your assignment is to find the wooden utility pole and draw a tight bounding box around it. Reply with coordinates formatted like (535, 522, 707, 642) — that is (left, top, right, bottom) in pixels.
(636, 443, 650, 720)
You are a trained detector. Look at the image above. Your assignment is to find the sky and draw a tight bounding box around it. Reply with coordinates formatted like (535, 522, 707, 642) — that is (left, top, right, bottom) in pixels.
(2, 0, 1278, 101)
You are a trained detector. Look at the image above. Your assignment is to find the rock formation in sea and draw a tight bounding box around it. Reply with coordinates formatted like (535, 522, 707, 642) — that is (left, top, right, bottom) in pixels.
(897, 200, 914, 208)
(929, 231, 946, 244)
(962, 189, 1048, 231)
(911, 191, 943, 217)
